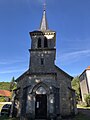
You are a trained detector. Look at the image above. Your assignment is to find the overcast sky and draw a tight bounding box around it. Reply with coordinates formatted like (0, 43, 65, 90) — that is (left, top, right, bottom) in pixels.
(0, 0, 90, 82)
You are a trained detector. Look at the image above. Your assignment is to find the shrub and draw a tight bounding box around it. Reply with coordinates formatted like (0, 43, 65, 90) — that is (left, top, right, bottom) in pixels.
(71, 76, 82, 102)
(84, 93, 90, 106)
(0, 97, 6, 102)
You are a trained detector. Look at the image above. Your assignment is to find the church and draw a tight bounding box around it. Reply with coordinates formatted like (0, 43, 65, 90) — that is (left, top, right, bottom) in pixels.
(12, 7, 77, 120)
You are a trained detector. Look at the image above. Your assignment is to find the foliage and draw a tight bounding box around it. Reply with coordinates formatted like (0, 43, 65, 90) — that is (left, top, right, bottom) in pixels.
(84, 93, 90, 107)
(10, 77, 17, 91)
(0, 96, 6, 102)
(0, 82, 10, 91)
(0, 104, 3, 112)
(0, 77, 17, 92)
(72, 76, 81, 101)
(77, 104, 90, 109)
(0, 77, 17, 100)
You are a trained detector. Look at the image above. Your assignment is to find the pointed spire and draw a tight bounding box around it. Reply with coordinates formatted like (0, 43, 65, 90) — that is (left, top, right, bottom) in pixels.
(39, 0, 48, 31)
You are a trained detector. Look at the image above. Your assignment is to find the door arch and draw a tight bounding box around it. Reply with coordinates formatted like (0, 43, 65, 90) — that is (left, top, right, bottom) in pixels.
(35, 86, 47, 119)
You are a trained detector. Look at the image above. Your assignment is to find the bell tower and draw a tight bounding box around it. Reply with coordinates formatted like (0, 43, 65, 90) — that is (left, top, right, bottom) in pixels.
(29, 8, 56, 73)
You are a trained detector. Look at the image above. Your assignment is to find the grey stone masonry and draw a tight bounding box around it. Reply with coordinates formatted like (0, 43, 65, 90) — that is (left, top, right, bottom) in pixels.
(12, 8, 77, 120)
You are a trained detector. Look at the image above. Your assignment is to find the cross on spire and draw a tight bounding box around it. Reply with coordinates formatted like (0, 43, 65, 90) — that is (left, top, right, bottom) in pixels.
(43, 0, 46, 11)
(39, 0, 48, 31)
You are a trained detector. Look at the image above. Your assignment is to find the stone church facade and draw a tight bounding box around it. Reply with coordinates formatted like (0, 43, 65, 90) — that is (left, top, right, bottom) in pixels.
(12, 9, 77, 120)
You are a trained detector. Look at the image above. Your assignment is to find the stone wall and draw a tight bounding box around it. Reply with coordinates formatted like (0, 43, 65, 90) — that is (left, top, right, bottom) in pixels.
(14, 66, 75, 118)
(30, 50, 56, 73)
(55, 66, 75, 116)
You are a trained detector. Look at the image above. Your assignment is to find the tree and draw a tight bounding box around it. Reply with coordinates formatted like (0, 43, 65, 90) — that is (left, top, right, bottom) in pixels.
(10, 77, 17, 91)
(85, 94, 90, 106)
(71, 76, 82, 102)
(0, 82, 10, 90)
(0, 97, 6, 102)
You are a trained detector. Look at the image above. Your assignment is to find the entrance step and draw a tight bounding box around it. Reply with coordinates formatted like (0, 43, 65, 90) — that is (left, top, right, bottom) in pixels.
(35, 119, 46, 120)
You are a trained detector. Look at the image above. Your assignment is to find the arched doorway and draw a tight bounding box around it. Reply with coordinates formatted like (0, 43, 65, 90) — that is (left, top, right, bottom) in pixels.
(35, 87, 47, 119)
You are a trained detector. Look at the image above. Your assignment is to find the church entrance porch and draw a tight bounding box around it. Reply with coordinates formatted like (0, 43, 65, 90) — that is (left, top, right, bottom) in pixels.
(35, 94, 47, 119)
(21, 83, 60, 120)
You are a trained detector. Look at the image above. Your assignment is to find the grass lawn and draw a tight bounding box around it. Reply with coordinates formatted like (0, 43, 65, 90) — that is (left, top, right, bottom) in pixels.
(77, 104, 90, 109)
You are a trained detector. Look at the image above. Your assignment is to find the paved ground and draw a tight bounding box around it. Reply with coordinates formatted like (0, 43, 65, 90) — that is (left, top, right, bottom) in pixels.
(62, 108, 90, 120)
(78, 108, 90, 117)
(0, 108, 90, 120)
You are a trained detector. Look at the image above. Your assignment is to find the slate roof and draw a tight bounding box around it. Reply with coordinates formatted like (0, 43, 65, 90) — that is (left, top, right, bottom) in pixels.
(79, 66, 90, 78)
(39, 9, 48, 31)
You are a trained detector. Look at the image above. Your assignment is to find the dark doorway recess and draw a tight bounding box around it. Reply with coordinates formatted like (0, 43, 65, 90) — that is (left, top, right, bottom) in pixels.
(35, 94, 47, 119)
(44, 37, 48, 48)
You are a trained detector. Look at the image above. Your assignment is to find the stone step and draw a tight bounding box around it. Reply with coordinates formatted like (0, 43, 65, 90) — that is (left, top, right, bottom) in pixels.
(35, 119, 46, 120)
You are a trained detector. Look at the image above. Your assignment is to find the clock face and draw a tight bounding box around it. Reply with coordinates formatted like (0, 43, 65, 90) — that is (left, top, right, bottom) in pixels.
(36, 87, 46, 94)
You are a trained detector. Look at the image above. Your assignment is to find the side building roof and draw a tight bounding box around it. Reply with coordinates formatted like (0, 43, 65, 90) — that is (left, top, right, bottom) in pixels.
(0, 90, 11, 97)
(79, 66, 90, 78)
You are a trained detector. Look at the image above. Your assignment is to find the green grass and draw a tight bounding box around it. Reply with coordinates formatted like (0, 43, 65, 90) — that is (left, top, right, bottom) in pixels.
(77, 104, 90, 109)
(0, 104, 4, 111)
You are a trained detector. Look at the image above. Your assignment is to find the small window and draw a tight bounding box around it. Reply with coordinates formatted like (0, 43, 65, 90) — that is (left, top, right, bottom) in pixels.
(41, 58, 44, 65)
(38, 38, 41, 48)
(44, 37, 48, 48)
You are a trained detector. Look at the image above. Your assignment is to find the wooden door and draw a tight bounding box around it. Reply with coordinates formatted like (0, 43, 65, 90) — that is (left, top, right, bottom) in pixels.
(35, 94, 47, 119)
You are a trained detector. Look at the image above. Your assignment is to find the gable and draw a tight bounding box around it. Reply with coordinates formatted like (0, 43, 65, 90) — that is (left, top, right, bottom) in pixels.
(55, 65, 73, 80)
(15, 69, 29, 82)
(0, 90, 11, 97)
